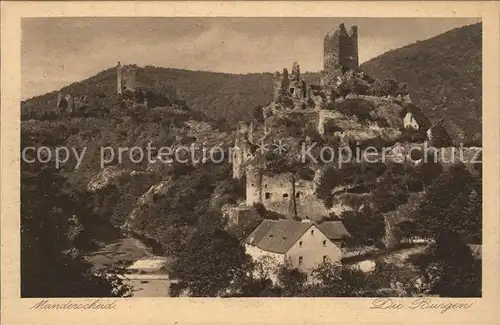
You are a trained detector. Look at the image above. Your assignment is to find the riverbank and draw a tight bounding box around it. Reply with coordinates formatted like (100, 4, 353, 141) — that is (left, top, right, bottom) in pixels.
(85, 228, 166, 272)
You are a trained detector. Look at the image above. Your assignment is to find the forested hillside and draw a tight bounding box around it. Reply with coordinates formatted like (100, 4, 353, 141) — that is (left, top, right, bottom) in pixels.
(361, 23, 482, 144)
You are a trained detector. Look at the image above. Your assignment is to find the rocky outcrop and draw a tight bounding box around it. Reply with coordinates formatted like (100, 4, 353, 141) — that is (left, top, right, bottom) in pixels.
(125, 179, 173, 228)
(87, 166, 126, 192)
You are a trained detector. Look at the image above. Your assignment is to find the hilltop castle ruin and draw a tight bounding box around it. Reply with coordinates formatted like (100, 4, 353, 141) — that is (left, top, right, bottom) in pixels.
(117, 61, 137, 94)
(271, 23, 360, 110)
(226, 23, 474, 227)
(323, 23, 358, 80)
(228, 23, 363, 224)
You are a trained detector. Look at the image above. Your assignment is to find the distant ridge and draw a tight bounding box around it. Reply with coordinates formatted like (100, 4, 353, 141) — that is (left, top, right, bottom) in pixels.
(23, 23, 481, 144)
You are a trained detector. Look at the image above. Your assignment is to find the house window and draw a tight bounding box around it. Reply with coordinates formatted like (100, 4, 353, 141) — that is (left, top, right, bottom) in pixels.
(298, 256, 303, 265)
(323, 255, 327, 262)
(299, 241, 303, 248)
(283, 193, 289, 198)
(265, 192, 271, 199)
(310, 229, 314, 236)
(322, 240, 327, 247)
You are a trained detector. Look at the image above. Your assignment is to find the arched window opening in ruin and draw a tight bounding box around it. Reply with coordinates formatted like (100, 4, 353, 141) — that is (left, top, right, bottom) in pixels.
(296, 192, 301, 198)
(283, 193, 289, 198)
(265, 192, 271, 199)
(290, 88, 295, 94)
(310, 229, 314, 236)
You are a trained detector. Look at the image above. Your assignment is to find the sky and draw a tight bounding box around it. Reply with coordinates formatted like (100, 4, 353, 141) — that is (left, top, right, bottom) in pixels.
(21, 17, 480, 100)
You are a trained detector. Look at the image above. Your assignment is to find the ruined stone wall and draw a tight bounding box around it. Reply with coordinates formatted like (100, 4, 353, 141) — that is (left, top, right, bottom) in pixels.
(264, 200, 295, 218)
(323, 24, 359, 79)
(324, 29, 340, 74)
(256, 172, 295, 217)
(232, 121, 254, 179)
(317, 109, 343, 135)
(261, 173, 294, 203)
(223, 204, 260, 227)
(343, 25, 358, 69)
(122, 65, 137, 92)
(64, 94, 74, 113)
(295, 179, 329, 220)
(246, 164, 263, 206)
(56, 93, 75, 114)
(273, 68, 291, 103)
(232, 140, 245, 179)
(257, 173, 329, 220)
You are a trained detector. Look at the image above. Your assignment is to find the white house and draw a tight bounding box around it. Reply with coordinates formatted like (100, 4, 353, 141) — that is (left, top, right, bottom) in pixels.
(244, 219, 351, 277)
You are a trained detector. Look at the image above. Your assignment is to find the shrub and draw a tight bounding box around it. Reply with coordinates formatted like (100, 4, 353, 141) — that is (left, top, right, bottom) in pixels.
(336, 99, 375, 123)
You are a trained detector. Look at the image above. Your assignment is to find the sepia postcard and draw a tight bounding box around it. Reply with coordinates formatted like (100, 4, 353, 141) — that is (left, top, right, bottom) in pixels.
(1, 1, 500, 325)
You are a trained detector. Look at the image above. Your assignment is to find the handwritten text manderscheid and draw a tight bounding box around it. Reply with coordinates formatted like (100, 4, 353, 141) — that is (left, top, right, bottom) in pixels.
(370, 298, 474, 314)
(29, 299, 116, 310)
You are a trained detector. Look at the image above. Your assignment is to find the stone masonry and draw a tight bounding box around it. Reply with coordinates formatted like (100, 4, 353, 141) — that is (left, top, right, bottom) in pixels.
(117, 61, 137, 94)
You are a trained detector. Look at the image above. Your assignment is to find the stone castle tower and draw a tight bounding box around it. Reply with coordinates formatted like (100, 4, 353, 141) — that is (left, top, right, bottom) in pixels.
(116, 61, 122, 94)
(323, 23, 359, 78)
(232, 121, 254, 179)
(245, 163, 262, 206)
(116, 61, 137, 94)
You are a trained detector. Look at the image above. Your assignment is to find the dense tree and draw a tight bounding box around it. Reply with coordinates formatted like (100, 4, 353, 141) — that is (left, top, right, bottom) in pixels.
(301, 261, 370, 297)
(170, 222, 247, 296)
(21, 162, 130, 297)
(342, 206, 385, 246)
(410, 231, 481, 297)
(276, 260, 307, 297)
(414, 164, 481, 241)
(410, 165, 482, 296)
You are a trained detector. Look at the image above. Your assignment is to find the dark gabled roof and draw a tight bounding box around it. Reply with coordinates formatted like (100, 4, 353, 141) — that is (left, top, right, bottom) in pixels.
(316, 221, 351, 240)
(245, 220, 313, 254)
(246, 219, 276, 246)
(245, 220, 351, 254)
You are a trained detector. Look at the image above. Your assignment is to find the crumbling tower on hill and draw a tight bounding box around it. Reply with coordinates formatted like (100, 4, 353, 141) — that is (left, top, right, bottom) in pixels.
(116, 61, 137, 94)
(232, 121, 255, 179)
(323, 23, 359, 85)
(117, 61, 122, 94)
